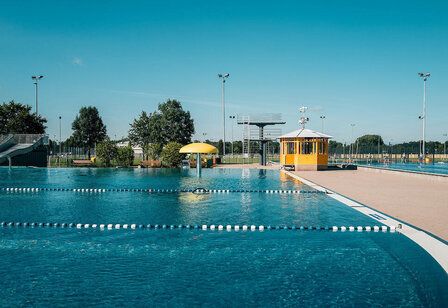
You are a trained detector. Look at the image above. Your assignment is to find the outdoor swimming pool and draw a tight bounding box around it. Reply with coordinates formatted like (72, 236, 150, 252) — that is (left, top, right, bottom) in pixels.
(357, 162, 448, 175)
(0, 167, 447, 306)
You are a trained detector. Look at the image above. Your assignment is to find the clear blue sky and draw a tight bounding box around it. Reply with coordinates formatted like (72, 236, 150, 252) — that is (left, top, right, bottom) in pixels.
(1, 0, 447, 144)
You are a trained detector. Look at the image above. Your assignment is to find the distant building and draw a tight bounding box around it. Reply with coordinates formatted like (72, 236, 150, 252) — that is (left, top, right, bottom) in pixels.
(279, 128, 331, 171)
(116, 142, 143, 159)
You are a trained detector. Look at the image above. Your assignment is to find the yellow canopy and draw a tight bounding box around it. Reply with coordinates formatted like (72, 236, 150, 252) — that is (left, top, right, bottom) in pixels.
(179, 143, 218, 154)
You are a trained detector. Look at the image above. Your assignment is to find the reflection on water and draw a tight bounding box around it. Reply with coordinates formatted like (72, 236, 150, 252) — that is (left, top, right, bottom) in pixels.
(280, 170, 302, 185)
(241, 168, 250, 179)
(258, 169, 266, 179)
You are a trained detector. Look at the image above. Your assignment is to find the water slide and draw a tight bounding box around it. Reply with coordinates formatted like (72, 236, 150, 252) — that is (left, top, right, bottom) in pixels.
(0, 134, 48, 165)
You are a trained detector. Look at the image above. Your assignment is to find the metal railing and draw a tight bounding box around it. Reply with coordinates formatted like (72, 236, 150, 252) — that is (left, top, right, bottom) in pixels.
(12, 134, 46, 144)
(0, 134, 13, 144)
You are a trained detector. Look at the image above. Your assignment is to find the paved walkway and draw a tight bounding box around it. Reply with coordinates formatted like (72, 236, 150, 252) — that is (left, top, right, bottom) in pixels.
(293, 167, 448, 241)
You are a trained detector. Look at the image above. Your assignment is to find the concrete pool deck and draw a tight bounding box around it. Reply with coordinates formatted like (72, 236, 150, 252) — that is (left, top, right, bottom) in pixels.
(290, 167, 448, 241)
(283, 169, 448, 273)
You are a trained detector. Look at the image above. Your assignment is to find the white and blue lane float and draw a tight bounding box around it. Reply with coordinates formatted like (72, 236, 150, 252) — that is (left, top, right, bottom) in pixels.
(0, 187, 326, 195)
(0, 221, 399, 233)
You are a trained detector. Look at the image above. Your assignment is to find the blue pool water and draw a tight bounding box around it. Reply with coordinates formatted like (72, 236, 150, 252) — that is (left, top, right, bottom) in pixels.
(0, 167, 447, 306)
(357, 162, 448, 175)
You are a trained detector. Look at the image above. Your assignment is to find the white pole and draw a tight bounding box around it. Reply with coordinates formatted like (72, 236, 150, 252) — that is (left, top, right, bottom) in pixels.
(350, 124, 355, 163)
(418, 72, 430, 162)
(443, 133, 447, 156)
(422, 78, 426, 160)
(231, 116, 234, 155)
(196, 153, 201, 176)
(35, 81, 39, 115)
(222, 79, 226, 156)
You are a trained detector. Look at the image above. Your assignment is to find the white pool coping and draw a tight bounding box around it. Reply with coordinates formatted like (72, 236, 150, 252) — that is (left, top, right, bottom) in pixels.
(283, 170, 448, 274)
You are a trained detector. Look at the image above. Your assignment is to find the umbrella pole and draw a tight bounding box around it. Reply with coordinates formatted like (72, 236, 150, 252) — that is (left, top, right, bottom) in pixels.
(196, 153, 202, 177)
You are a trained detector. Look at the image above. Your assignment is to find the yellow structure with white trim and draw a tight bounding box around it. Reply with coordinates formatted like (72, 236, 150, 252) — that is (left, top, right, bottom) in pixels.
(179, 142, 218, 176)
(279, 128, 331, 171)
(179, 143, 219, 155)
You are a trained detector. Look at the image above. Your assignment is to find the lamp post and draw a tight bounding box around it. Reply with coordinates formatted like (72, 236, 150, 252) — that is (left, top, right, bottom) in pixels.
(350, 124, 355, 162)
(229, 115, 236, 155)
(31, 75, 44, 115)
(59, 116, 62, 156)
(320, 115, 326, 133)
(418, 72, 430, 162)
(218, 73, 230, 156)
(202, 133, 207, 142)
(443, 133, 447, 157)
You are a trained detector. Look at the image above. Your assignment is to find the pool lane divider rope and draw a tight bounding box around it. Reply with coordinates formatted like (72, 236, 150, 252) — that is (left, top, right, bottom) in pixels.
(0, 221, 400, 233)
(0, 187, 327, 195)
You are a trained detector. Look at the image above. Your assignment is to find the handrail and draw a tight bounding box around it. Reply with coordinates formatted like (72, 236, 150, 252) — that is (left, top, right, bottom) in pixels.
(0, 134, 13, 144)
(11, 134, 45, 144)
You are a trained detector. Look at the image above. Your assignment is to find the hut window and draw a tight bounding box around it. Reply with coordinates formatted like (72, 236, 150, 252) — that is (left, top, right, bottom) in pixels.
(302, 142, 312, 154)
(286, 142, 296, 154)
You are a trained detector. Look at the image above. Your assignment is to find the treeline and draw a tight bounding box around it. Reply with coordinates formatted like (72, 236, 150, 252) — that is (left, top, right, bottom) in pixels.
(329, 134, 447, 155)
(199, 140, 280, 155)
(1, 99, 195, 167)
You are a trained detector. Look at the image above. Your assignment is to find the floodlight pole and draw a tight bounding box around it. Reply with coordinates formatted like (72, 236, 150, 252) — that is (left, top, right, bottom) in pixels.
(218, 73, 230, 156)
(443, 133, 447, 156)
(31, 75, 44, 115)
(320, 115, 326, 133)
(229, 115, 235, 155)
(59, 116, 62, 157)
(350, 124, 355, 163)
(418, 72, 430, 162)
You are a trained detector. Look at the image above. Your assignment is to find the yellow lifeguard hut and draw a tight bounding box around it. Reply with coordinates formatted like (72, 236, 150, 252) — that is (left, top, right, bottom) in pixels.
(279, 128, 332, 171)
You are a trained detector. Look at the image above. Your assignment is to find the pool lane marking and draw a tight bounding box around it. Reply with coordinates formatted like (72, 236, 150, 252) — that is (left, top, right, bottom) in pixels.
(0, 222, 399, 233)
(0, 187, 325, 195)
(282, 170, 448, 274)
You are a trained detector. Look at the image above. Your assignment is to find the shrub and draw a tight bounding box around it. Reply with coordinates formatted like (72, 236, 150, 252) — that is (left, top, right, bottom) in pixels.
(96, 140, 118, 167)
(160, 142, 184, 168)
(116, 144, 134, 167)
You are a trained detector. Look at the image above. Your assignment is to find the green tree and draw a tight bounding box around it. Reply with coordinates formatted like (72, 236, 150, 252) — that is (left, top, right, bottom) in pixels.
(157, 99, 195, 145)
(96, 140, 118, 167)
(0, 101, 47, 134)
(160, 142, 184, 167)
(71, 106, 107, 158)
(128, 100, 195, 152)
(116, 144, 134, 167)
(146, 143, 163, 160)
(329, 140, 344, 155)
(128, 111, 162, 158)
(355, 134, 384, 154)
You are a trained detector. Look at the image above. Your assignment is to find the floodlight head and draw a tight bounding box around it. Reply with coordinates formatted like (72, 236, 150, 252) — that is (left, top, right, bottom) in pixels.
(218, 74, 223, 78)
(418, 72, 430, 79)
(224, 73, 230, 78)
